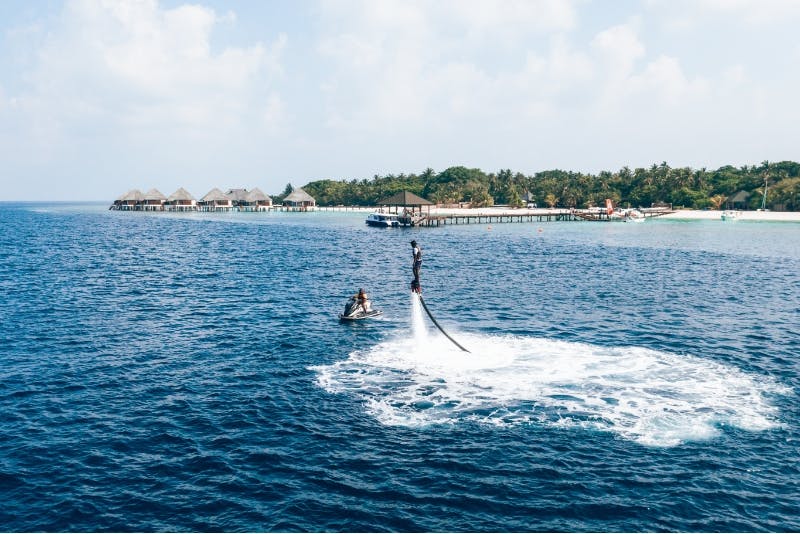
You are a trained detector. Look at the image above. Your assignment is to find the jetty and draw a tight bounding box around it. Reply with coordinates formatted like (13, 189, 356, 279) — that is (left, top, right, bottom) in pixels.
(571, 207, 674, 222)
(410, 209, 576, 226)
(110, 186, 674, 226)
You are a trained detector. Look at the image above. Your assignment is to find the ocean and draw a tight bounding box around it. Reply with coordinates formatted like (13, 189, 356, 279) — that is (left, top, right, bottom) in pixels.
(1, 202, 798, 532)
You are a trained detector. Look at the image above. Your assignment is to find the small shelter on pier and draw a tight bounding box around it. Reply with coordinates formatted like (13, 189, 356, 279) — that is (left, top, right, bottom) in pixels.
(283, 188, 316, 211)
(165, 188, 197, 211)
(244, 188, 272, 211)
(199, 188, 234, 211)
(111, 189, 144, 210)
(141, 188, 167, 211)
(377, 191, 434, 225)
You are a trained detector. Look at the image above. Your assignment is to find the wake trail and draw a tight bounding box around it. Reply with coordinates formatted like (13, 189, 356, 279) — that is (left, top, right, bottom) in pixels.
(313, 329, 790, 447)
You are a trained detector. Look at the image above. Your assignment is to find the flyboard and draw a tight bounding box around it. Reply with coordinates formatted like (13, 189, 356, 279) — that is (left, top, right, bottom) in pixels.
(412, 280, 470, 353)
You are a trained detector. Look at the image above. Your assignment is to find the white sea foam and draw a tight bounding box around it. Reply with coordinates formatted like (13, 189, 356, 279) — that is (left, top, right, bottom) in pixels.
(314, 301, 790, 447)
(410, 293, 428, 345)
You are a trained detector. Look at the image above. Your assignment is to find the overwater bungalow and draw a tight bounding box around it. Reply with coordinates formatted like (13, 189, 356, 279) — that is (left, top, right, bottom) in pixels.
(165, 187, 197, 211)
(199, 188, 234, 211)
(225, 188, 250, 209)
(283, 188, 316, 211)
(110, 189, 144, 210)
(141, 188, 167, 211)
(244, 188, 272, 211)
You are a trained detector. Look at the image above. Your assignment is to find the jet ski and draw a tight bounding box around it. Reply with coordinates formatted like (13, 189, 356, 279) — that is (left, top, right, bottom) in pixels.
(339, 295, 382, 321)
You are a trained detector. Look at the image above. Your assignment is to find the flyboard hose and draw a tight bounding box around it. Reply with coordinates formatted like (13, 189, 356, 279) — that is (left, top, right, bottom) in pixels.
(418, 294, 470, 353)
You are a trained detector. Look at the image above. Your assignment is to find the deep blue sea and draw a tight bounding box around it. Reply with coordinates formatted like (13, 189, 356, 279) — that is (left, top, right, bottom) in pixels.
(1, 202, 799, 532)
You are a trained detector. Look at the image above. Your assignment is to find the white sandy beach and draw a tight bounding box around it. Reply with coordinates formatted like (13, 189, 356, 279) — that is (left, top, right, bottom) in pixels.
(322, 205, 800, 222)
(659, 209, 800, 222)
(419, 206, 800, 222)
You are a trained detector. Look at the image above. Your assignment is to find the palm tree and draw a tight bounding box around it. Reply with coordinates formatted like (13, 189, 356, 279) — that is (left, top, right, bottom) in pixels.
(709, 194, 726, 210)
(758, 162, 771, 210)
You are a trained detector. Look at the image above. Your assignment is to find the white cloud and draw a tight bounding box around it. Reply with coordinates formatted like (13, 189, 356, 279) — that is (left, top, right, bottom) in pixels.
(591, 22, 645, 78)
(23, 0, 285, 136)
(649, 0, 800, 29)
(693, 0, 800, 23)
(3, 0, 800, 200)
(262, 91, 288, 133)
(588, 21, 710, 117)
(723, 64, 747, 85)
(440, 0, 577, 37)
(628, 55, 709, 105)
(316, 0, 584, 131)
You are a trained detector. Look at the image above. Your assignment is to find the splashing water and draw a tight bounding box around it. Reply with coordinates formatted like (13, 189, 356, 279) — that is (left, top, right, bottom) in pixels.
(314, 330, 789, 447)
(410, 292, 428, 346)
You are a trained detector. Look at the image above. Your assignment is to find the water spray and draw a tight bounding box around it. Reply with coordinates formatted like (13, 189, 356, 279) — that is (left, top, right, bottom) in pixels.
(412, 280, 470, 353)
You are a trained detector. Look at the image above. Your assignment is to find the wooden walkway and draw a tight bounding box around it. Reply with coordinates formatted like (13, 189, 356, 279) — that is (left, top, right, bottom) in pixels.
(292, 205, 674, 227)
(411, 210, 576, 227)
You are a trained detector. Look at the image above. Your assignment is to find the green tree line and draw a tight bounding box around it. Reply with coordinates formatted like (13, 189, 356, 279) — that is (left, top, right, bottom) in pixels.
(296, 160, 800, 211)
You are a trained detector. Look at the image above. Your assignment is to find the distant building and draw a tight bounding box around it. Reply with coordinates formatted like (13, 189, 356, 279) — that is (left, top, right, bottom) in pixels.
(199, 188, 233, 211)
(113, 185, 275, 212)
(244, 188, 272, 211)
(141, 188, 167, 211)
(728, 190, 750, 210)
(165, 188, 197, 211)
(283, 187, 316, 211)
(110, 189, 144, 210)
(225, 188, 250, 208)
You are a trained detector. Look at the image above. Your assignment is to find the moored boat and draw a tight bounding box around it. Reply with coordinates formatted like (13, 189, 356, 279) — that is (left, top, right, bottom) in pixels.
(721, 210, 740, 221)
(366, 213, 400, 227)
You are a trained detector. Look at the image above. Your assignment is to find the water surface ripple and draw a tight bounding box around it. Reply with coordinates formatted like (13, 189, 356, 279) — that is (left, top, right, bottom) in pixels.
(0, 203, 798, 532)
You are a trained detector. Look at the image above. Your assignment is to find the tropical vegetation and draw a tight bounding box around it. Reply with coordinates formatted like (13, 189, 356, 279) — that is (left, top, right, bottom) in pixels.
(290, 160, 800, 211)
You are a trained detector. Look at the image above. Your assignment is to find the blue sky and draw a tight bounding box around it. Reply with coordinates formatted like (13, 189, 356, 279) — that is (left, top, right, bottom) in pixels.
(1, 0, 799, 201)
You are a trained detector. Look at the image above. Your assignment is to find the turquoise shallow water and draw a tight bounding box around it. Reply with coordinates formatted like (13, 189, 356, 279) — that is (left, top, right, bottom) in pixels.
(1, 202, 798, 531)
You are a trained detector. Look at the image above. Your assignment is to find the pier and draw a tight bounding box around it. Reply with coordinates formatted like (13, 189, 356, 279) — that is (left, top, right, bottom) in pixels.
(410, 209, 576, 227)
(111, 187, 673, 227)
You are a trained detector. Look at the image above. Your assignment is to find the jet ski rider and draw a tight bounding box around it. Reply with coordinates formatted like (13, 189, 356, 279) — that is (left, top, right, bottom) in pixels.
(355, 288, 368, 314)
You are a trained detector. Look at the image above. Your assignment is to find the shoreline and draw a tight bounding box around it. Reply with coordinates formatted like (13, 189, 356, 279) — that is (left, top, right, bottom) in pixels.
(15, 201, 799, 222)
(659, 209, 800, 222)
(419, 206, 800, 222)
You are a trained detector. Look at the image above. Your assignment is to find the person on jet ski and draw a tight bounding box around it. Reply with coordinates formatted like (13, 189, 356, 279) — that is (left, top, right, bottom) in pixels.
(355, 288, 368, 314)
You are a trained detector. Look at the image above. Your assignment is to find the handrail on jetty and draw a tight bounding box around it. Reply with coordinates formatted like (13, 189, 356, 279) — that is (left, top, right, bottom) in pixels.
(412, 209, 575, 227)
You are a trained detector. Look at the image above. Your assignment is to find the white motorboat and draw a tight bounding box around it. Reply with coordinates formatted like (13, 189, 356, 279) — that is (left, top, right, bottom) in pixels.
(622, 208, 646, 222)
(365, 213, 399, 227)
(721, 210, 740, 221)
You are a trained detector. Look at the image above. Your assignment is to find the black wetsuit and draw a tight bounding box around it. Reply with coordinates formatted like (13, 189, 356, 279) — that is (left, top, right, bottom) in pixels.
(412, 246, 422, 282)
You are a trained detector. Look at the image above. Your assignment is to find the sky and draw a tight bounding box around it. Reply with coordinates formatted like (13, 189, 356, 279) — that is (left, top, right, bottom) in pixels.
(1, 0, 799, 201)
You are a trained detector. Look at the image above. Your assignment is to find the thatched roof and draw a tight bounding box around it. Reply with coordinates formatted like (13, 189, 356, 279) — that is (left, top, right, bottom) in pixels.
(284, 188, 315, 203)
(201, 188, 231, 202)
(143, 188, 167, 201)
(167, 187, 196, 201)
(730, 190, 750, 203)
(117, 189, 144, 202)
(226, 188, 249, 202)
(378, 191, 433, 206)
(246, 187, 271, 203)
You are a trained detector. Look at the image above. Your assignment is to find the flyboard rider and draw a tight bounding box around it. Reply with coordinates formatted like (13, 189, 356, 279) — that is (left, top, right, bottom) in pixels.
(410, 240, 422, 293)
(405, 239, 470, 353)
